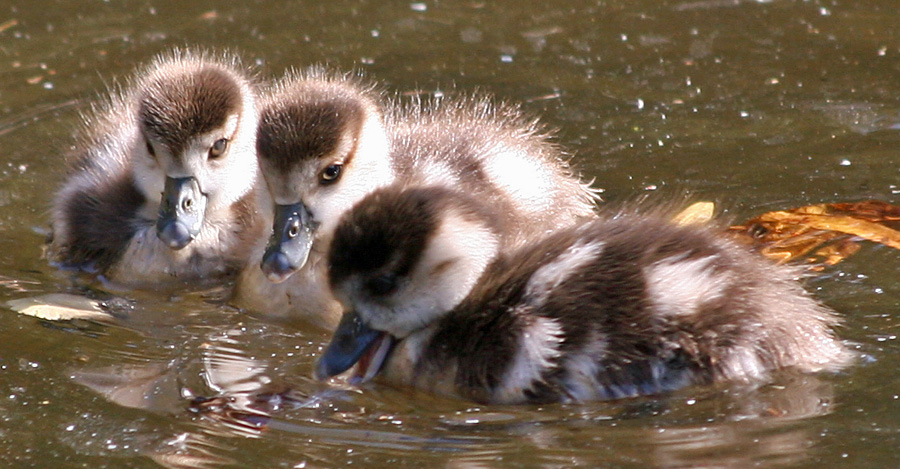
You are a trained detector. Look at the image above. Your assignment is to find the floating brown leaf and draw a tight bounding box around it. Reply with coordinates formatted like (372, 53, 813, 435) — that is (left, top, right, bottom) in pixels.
(729, 200, 900, 268)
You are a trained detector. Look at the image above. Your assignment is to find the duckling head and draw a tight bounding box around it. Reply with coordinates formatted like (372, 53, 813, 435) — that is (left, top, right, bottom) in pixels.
(315, 186, 501, 382)
(131, 52, 258, 250)
(255, 70, 393, 283)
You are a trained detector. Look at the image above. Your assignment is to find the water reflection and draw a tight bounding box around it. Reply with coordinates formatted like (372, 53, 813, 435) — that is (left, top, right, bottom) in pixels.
(59, 317, 247, 464)
(149, 433, 236, 469)
(643, 377, 837, 467)
(64, 312, 841, 467)
(67, 316, 504, 465)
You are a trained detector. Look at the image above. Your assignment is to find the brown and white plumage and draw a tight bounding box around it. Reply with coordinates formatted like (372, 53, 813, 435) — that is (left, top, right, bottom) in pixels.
(48, 50, 269, 288)
(384, 92, 599, 247)
(232, 69, 389, 327)
(233, 68, 597, 327)
(315, 185, 852, 404)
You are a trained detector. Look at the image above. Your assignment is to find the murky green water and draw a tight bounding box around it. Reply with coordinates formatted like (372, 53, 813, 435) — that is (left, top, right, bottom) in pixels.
(2, 0, 900, 466)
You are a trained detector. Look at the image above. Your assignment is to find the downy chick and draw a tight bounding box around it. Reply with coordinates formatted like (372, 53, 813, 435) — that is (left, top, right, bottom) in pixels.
(315, 186, 852, 404)
(49, 50, 269, 289)
(234, 68, 597, 327)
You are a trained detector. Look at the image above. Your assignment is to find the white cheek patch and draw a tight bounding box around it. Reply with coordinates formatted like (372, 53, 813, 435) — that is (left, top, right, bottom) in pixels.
(185, 127, 258, 211)
(373, 211, 499, 338)
(312, 119, 395, 240)
(483, 149, 555, 215)
(644, 255, 728, 318)
(423, 212, 499, 311)
(312, 181, 371, 243)
(130, 143, 167, 204)
(525, 240, 604, 306)
(495, 315, 563, 403)
(386, 293, 442, 338)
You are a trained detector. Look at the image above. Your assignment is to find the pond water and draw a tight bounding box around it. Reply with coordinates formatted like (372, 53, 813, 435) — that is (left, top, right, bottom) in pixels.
(2, 0, 900, 466)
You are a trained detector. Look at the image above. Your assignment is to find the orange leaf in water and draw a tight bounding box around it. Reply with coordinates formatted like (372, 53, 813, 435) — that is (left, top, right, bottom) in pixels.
(730, 200, 900, 267)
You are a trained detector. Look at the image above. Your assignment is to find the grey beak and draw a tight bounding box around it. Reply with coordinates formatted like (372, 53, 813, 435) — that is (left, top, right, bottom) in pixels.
(156, 176, 207, 250)
(260, 202, 316, 283)
(314, 310, 384, 381)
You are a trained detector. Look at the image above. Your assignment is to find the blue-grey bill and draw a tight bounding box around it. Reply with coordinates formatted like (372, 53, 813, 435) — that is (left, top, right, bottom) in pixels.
(261, 202, 316, 283)
(157, 176, 207, 250)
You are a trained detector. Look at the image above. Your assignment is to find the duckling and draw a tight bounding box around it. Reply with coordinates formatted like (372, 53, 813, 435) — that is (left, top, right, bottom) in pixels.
(233, 68, 597, 326)
(232, 69, 390, 326)
(48, 50, 269, 287)
(315, 186, 852, 404)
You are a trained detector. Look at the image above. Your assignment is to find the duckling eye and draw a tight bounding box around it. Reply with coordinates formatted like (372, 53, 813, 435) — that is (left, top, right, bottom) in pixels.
(366, 274, 397, 297)
(145, 140, 156, 157)
(320, 164, 342, 185)
(208, 138, 228, 159)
